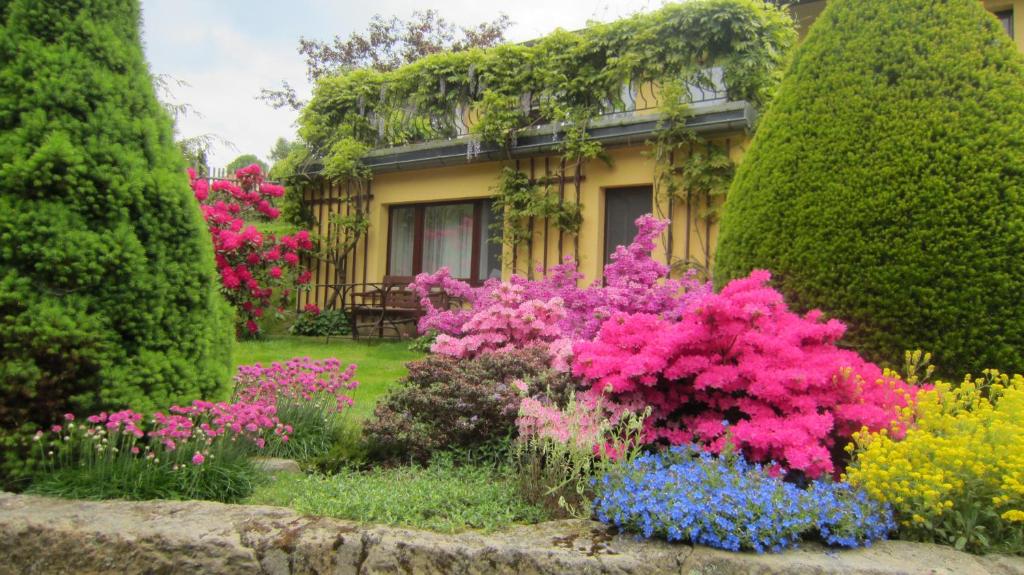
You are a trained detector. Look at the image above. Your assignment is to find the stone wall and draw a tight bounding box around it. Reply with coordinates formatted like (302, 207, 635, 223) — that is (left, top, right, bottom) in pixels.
(1, 492, 1021, 575)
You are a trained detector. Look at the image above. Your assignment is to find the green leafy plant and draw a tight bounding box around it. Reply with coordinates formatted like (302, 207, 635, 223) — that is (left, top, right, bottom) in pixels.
(365, 348, 576, 463)
(247, 454, 549, 533)
(715, 0, 1024, 376)
(513, 395, 648, 519)
(290, 309, 352, 337)
(0, 0, 233, 485)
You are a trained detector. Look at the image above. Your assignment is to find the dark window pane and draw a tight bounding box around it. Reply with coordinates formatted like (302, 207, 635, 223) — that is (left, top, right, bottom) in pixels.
(480, 199, 503, 280)
(604, 186, 653, 263)
(998, 10, 1014, 39)
(388, 205, 415, 276)
(423, 203, 475, 278)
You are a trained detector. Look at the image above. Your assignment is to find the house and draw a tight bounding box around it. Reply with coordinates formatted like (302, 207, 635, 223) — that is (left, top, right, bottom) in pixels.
(294, 0, 1023, 315)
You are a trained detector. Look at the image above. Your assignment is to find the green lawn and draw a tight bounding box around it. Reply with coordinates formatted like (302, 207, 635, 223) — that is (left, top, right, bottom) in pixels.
(233, 335, 422, 420)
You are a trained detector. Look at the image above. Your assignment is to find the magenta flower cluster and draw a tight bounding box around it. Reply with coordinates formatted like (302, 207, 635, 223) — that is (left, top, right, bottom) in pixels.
(233, 357, 360, 415)
(189, 165, 314, 334)
(573, 270, 916, 478)
(32, 357, 359, 472)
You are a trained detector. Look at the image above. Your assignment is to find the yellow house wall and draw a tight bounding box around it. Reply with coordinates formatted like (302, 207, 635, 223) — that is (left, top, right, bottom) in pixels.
(365, 135, 749, 288)
(299, 133, 751, 309)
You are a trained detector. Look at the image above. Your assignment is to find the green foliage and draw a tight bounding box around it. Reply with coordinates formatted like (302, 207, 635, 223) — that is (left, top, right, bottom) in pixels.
(246, 454, 549, 532)
(27, 457, 263, 503)
(289, 309, 352, 337)
(298, 0, 796, 178)
(472, 91, 526, 147)
(268, 137, 297, 164)
(270, 142, 317, 227)
(407, 330, 437, 353)
(715, 0, 1024, 375)
(0, 0, 233, 461)
(491, 167, 582, 252)
(27, 424, 263, 503)
(225, 153, 269, 174)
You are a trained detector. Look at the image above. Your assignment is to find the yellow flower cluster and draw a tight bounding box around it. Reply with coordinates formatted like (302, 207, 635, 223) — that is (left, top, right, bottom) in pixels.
(844, 370, 1024, 549)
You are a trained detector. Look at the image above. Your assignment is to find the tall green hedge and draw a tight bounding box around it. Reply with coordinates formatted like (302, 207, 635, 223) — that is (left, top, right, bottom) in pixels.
(715, 0, 1024, 375)
(0, 0, 233, 440)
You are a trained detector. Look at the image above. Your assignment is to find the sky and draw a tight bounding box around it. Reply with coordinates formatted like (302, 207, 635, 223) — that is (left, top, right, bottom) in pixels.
(141, 0, 658, 168)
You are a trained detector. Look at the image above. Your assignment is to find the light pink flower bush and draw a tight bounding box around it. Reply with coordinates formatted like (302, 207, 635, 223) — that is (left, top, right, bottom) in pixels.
(412, 215, 710, 364)
(572, 270, 916, 478)
(517, 396, 604, 450)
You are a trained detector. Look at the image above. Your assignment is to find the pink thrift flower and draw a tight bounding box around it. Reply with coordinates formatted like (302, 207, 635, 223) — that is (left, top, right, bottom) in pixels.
(192, 452, 205, 465)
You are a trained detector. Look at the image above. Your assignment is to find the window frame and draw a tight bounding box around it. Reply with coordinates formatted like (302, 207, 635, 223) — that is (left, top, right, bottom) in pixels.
(386, 199, 490, 283)
(603, 185, 654, 265)
(997, 9, 1014, 39)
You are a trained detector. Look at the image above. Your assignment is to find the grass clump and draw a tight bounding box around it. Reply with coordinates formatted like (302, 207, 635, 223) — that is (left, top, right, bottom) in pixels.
(247, 454, 548, 532)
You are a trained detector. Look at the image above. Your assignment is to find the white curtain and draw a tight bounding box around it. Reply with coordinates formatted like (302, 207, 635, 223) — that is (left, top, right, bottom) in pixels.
(423, 204, 474, 278)
(388, 206, 415, 275)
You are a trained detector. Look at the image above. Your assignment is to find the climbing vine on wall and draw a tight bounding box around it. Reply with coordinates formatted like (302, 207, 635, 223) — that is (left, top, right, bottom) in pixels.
(649, 80, 737, 279)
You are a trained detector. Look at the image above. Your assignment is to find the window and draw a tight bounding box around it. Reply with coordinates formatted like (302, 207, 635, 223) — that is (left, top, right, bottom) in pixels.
(604, 186, 653, 263)
(997, 10, 1014, 39)
(388, 199, 502, 281)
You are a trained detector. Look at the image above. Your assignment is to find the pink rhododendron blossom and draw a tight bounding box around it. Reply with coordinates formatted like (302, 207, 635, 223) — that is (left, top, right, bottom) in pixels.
(189, 166, 312, 335)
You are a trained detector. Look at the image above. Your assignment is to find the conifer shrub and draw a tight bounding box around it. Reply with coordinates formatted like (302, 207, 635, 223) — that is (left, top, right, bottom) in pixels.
(0, 0, 233, 472)
(715, 0, 1024, 375)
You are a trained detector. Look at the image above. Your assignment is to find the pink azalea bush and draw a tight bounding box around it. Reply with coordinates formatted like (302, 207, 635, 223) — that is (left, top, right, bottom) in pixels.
(411, 215, 710, 367)
(408, 215, 916, 478)
(189, 164, 314, 335)
(572, 270, 916, 478)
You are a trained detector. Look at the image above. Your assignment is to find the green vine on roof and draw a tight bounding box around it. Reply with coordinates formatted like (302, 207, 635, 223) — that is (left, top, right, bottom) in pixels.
(296, 0, 795, 170)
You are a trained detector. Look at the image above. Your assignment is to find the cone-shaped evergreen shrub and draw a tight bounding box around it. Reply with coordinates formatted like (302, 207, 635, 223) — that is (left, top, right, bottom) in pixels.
(715, 0, 1024, 375)
(0, 1, 233, 441)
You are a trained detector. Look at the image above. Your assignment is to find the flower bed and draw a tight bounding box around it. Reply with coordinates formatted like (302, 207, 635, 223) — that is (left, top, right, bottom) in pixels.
(18, 213, 1024, 558)
(25, 357, 358, 502)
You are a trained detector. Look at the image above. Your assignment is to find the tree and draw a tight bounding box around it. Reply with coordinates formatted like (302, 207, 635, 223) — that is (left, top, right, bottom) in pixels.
(268, 137, 297, 164)
(225, 154, 269, 175)
(0, 0, 234, 449)
(714, 0, 1024, 376)
(261, 10, 512, 110)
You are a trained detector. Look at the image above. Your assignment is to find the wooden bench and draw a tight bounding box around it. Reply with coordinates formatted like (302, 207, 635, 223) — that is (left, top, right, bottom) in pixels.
(347, 275, 457, 339)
